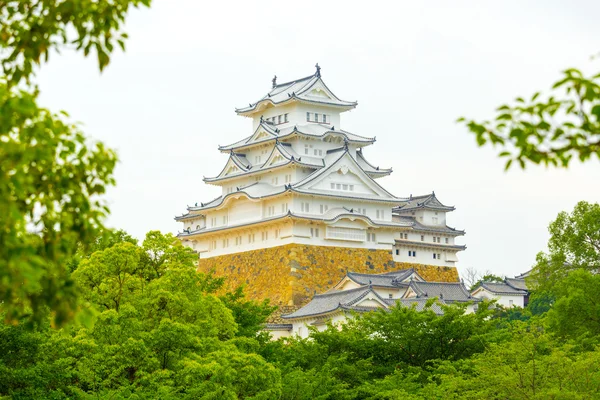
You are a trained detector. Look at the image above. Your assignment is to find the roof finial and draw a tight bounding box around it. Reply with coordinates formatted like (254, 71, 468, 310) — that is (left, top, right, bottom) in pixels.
(315, 63, 321, 77)
(272, 75, 277, 88)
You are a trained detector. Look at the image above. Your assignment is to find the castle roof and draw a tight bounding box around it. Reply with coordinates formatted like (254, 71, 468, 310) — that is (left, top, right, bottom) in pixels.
(219, 122, 375, 152)
(405, 281, 475, 303)
(282, 286, 387, 319)
(472, 280, 528, 296)
(394, 216, 465, 236)
(236, 68, 357, 116)
(504, 277, 528, 291)
(394, 192, 455, 213)
(343, 269, 422, 288)
(176, 208, 413, 236)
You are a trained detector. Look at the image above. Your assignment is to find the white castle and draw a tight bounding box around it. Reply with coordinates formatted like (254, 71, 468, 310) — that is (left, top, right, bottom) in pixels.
(176, 65, 465, 267)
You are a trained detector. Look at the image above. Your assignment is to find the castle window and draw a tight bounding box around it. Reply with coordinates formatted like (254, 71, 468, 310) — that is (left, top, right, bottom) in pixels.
(349, 185, 354, 191)
(284, 113, 289, 123)
(509, 300, 514, 306)
(342, 184, 348, 190)
(433, 253, 436, 259)
(445, 238, 449, 244)
(323, 114, 328, 124)
(421, 235, 424, 241)
(196, 225, 200, 230)
(301, 202, 310, 213)
(315, 113, 319, 123)
(395, 249, 399, 255)
(389, 294, 393, 299)
(278, 115, 282, 124)
(367, 232, 376, 242)
(336, 183, 341, 190)
(222, 216, 228, 225)
(281, 203, 289, 213)
(310, 228, 320, 238)
(306, 112, 310, 121)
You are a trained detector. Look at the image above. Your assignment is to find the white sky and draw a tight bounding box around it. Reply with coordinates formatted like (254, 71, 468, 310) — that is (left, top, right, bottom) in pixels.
(36, 0, 600, 278)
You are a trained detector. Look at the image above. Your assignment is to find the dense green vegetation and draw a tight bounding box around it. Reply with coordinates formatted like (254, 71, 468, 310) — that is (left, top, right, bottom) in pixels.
(2, 1, 599, 398)
(1, 202, 600, 398)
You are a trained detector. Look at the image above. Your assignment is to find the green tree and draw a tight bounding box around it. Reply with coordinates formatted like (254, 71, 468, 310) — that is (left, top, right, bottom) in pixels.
(546, 269, 600, 343)
(0, 0, 151, 326)
(460, 68, 600, 169)
(0, 231, 282, 398)
(532, 201, 600, 290)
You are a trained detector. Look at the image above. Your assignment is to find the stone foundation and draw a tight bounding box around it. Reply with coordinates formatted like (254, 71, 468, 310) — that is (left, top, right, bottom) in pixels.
(198, 244, 459, 306)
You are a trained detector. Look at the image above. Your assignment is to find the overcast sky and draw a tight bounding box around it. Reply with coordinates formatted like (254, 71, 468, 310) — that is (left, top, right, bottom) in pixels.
(36, 0, 600, 278)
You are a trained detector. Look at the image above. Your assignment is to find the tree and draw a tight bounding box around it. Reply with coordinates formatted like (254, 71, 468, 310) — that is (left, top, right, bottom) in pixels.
(532, 201, 600, 290)
(0, 0, 151, 326)
(460, 68, 600, 169)
(0, 231, 282, 398)
(546, 269, 600, 343)
(461, 266, 495, 290)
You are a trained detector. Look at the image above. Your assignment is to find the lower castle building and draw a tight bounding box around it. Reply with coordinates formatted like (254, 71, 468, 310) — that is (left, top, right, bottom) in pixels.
(176, 66, 465, 306)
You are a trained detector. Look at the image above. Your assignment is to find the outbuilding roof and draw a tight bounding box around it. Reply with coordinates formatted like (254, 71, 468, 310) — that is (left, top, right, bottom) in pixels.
(406, 281, 475, 303)
(345, 269, 420, 288)
(504, 278, 528, 291)
(474, 282, 527, 296)
(282, 286, 387, 319)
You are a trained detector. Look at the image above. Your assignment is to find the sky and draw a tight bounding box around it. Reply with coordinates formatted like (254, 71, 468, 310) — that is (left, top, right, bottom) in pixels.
(36, 0, 600, 278)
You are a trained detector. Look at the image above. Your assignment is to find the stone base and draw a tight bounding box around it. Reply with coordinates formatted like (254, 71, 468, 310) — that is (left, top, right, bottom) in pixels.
(198, 244, 459, 306)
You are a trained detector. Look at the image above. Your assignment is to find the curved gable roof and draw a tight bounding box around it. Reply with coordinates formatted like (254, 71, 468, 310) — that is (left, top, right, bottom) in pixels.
(236, 72, 357, 115)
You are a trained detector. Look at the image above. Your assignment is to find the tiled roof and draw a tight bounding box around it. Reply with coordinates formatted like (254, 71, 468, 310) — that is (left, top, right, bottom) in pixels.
(394, 216, 465, 235)
(282, 286, 386, 319)
(264, 323, 293, 331)
(346, 269, 418, 288)
(236, 73, 357, 114)
(504, 278, 528, 291)
(476, 282, 527, 295)
(218, 123, 375, 152)
(394, 193, 455, 212)
(407, 281, 475, 303)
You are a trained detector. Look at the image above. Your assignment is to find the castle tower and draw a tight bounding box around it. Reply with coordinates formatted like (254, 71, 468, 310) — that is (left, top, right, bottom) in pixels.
(176, 66, 463, 306)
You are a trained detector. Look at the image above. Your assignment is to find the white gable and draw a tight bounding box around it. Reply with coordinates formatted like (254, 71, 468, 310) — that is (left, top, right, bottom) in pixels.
(297, 153, 397, 199)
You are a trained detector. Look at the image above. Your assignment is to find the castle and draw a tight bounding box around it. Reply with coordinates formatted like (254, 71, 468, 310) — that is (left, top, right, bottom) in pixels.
(175, 65, 465, 306)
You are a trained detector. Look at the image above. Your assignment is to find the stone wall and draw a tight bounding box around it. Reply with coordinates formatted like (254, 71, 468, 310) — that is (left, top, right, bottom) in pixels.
(198, 244, 459, 306)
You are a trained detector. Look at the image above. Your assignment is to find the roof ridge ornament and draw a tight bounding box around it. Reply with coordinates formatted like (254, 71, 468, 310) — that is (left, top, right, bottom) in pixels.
(315, 63, 321, 77)
(272, 75, 277, 88)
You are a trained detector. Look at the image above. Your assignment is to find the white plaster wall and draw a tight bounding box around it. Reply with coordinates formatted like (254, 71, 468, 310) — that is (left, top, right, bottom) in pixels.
(393, 244, 458, 267)
(267, 329, 292, 340)
(471, 290, 525, 308)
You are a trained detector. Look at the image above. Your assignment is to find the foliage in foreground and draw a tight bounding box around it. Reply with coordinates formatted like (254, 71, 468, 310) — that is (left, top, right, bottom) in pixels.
(0, 231, 280, 399)
(0, 0, 151, 327)
(460, 68, 600, 169)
